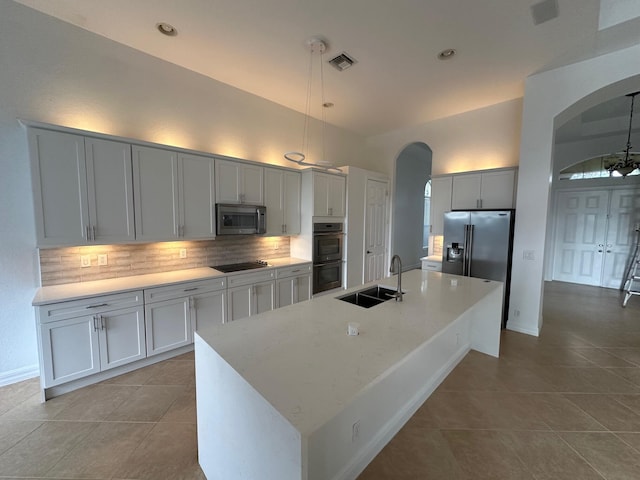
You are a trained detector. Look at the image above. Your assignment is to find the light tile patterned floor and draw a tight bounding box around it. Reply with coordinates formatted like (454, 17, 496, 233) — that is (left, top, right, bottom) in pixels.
(1, 281, 639, 479)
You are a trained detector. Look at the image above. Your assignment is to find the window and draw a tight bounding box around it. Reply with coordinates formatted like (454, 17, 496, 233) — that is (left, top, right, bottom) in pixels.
(423, 180, 431, 249)
(559, 154, 639, 180)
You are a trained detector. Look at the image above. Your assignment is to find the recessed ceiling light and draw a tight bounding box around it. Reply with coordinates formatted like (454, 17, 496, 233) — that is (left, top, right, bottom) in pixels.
(437, 48, 456, 60)
(156, 22, 177, 36)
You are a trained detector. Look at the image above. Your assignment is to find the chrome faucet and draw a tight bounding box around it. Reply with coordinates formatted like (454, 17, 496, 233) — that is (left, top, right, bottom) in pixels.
(389, 254, 403, 302)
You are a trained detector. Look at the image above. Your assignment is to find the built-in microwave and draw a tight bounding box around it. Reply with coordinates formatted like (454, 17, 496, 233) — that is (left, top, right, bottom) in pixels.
(216, 204, 266, 235)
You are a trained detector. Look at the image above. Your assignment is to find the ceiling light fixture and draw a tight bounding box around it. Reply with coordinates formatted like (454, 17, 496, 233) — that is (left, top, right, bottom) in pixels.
(437, 48, 456, 60)
(156, 22, 177, 36)
(606, 91, 640, 177)
(284, 37, 342, 173)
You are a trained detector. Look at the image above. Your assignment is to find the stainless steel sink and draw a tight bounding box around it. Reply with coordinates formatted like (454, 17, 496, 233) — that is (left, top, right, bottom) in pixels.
(337, 285, 401, 308)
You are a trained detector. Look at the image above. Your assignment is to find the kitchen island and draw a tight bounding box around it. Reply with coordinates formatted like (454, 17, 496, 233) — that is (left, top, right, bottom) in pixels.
(195, 269, 502, 480)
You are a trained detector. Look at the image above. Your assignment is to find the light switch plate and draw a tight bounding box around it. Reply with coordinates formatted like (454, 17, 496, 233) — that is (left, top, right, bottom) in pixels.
(98, 254, 108, 266)
(80, 255, 91, 268)
(180, 249, 187, 259)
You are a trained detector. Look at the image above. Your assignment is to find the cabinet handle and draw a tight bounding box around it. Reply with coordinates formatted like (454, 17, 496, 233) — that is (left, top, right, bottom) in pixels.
(93, 315, 99, 332)
(291, 269, 300, 273)
(100, 315, 105, 331)
(284, 224, 287, 234)
(92, 225, 96, 241)
(86, 303, 108, 309)
(328, 207, 333, 216)
(86, 225, 90, 242)
(183, 287, 198, 292)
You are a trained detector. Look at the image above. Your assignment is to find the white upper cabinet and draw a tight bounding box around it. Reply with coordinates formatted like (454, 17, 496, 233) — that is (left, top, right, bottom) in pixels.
(451, 168, 516, 210)
(29, 128, 134, 246)
(132, 146, 180, 241)
(133, 146, 216, 241)
(313, 172, 346, 217)
(430, 176, 453, 236)
(215, 159, 264, 205)
(264, 168, 301, 235)
(178, 153, 216, 239)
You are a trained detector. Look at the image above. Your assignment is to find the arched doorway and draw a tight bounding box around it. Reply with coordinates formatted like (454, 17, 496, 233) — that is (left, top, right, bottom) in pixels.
(509, 42, 640, 336)
(392, 142, 432, 270)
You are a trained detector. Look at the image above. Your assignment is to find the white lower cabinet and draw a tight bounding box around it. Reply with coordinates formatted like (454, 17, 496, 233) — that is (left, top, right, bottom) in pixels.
(276, 264, 312, 308)
(227, 270, 275, 322)
(37, 291, 145, 387)
(144, 278, 226, 356)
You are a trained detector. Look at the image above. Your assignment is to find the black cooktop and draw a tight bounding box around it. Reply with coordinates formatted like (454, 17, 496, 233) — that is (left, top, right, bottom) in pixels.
(211, 260, 269, 273)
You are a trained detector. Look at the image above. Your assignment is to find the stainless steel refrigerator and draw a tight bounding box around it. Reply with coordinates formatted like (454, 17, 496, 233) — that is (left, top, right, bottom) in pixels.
(442, 210, 515, 328)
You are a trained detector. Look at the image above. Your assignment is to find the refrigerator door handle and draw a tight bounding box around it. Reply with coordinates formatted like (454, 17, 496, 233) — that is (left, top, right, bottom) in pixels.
(467, 224, 474, 276)
(462, 224, 469, 276)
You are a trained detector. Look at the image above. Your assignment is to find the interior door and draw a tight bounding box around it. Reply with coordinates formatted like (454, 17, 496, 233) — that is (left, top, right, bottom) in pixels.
(364, 179, 388, 283)
(601, 189, 640, 288)
(553, 190, 609, 286)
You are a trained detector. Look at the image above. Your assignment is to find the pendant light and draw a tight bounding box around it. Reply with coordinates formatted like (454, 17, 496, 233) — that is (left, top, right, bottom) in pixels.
(607, 91, 640, 177)
(284, 37, 342, 173)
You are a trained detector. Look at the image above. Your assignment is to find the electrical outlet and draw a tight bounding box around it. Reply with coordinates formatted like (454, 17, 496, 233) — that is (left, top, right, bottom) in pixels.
(180, 248, 187, 259)
(98, 254, 108, 266)
(352, 420, 360, 442)
(80, 255, 91, 268)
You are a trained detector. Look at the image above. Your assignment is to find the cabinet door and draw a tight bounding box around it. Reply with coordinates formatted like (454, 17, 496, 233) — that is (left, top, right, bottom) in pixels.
(254, 281, 275, 315)
(276, 277, 294, 308)
(132, 146, 179, 241)
(327, 175, 346, 217)
(40, 315, 100, 387)
(264, 168, 285, 235)
(293, 274, 311, 303)
(29, 128, 89, 246)
(215, 159, 241, 203)
(451, 173, 482, 210)
(313, 173, 330, 215)
(430, 176, 453, 235)
(98, 307, 146, 371)
(179, 153, 216, 238)
(283, 171, 301, 234)
(241, 164, 264, 204)
(227, 285, 252, 322)
(479, 169, 516, 209)
(85, 138, 135, 243)
(144, 297, 192, 356)
(192, 290, 226, 331)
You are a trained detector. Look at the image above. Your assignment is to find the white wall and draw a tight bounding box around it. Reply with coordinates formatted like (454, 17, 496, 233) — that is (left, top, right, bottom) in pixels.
(0, 2, 366, 384)
(365, 98, 523, 177)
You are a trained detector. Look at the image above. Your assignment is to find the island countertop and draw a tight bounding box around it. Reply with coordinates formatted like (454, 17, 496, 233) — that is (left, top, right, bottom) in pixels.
(196, 269, 502, 436)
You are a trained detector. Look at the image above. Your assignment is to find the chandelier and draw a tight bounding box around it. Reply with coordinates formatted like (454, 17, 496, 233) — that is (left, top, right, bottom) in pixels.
(284, 37, 342, 173)
(607, 91, 640, 177)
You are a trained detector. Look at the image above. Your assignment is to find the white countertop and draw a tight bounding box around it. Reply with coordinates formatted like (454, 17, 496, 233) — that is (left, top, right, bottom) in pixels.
(33, 257, 311, 306)
(196, 269, 501, 435)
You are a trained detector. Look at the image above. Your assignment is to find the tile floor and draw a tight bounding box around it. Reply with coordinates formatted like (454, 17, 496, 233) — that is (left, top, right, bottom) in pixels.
(0, 281, 639, 479)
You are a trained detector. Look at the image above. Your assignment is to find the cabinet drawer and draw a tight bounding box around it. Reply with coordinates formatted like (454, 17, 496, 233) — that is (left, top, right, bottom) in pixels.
(422, 261, 442, 272)
(38, 290, 143, 324)
(227, 269, 275, 288)
(144, 277, 227, 303)
(276, 263, 312, 279)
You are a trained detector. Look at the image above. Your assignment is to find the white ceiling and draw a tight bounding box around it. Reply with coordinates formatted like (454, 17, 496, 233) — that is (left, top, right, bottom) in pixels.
(11, 0, 613, 137)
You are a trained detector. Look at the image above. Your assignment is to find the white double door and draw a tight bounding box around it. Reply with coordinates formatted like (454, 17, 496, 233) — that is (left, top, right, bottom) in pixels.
(553, 188, 640, 288)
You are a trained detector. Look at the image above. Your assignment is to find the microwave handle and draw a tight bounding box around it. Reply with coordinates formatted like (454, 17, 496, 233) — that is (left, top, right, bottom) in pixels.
(257, 207, 266, 233)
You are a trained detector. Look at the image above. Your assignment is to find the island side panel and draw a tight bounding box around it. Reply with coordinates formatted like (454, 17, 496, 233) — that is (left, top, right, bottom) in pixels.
(307, 313, 473, 480)
(195, 334, 304, 480)
(470, 285, 503, 357)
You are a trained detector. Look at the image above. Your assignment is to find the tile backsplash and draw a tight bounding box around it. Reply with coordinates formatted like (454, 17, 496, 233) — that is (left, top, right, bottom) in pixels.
(39, 237, 291, 286)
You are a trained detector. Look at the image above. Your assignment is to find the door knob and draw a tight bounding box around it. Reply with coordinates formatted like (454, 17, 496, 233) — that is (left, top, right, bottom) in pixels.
(367, 250, 372, 254)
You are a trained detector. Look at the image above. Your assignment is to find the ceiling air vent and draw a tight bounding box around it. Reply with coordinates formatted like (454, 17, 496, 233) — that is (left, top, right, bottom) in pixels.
(328, 52, 357, 71)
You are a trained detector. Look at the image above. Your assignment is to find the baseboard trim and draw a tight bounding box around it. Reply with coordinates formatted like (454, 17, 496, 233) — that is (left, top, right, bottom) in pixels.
(0, 364, 39, 387)
(506, 321, 540, 337)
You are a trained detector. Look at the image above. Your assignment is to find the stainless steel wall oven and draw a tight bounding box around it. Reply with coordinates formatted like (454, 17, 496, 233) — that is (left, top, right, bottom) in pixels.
(312, 222, 344, 294)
